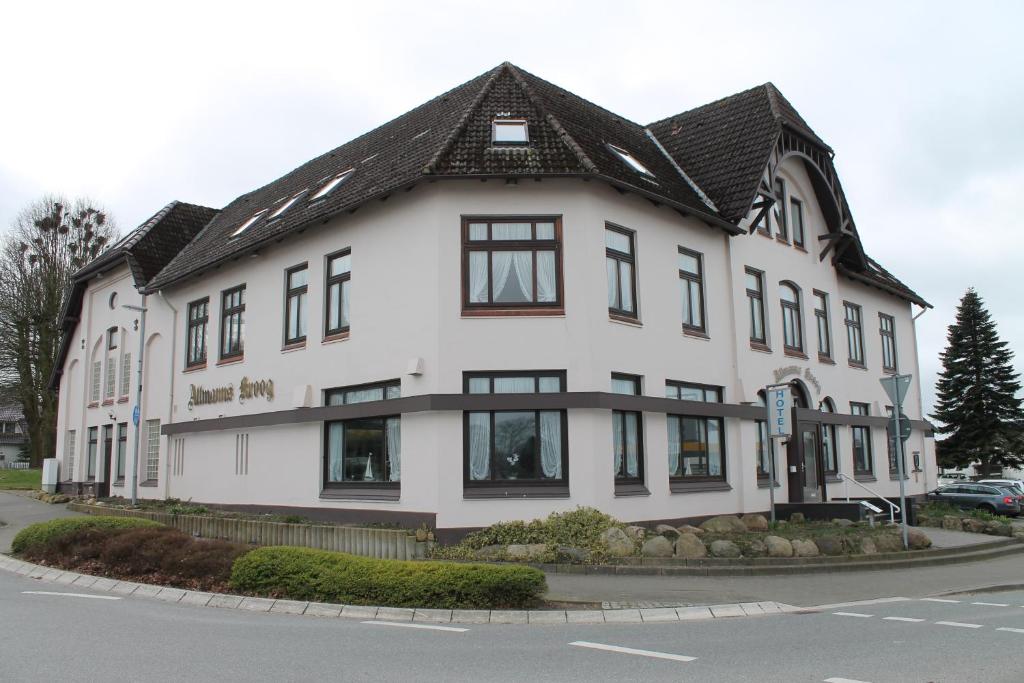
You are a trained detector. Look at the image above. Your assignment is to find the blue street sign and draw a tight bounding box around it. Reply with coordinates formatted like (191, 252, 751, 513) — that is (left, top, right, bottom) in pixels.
(132, 405, 140, 426)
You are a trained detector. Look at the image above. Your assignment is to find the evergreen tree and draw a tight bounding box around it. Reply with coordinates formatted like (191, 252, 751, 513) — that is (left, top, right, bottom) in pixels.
(932, 288, 1024, 476)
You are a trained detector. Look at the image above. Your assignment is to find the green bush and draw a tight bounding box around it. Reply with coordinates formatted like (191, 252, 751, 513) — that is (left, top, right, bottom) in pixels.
(11, 516, 162, 554)
(230, 546, 547, 609)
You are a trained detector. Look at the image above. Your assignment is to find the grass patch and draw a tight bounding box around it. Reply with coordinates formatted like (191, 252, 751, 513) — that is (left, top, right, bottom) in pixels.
(230, 546, 546, 609)
(918, 502, 1011, 523)
(0, 468, 41, 490)
(11, 516, 162, 554)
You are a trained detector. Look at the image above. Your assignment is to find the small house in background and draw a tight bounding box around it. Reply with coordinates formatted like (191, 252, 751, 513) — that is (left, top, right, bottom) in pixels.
(0, 405, 29, 467)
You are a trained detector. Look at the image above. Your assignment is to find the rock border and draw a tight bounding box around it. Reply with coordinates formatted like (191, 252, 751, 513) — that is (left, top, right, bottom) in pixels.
(0, 554, 802, 625)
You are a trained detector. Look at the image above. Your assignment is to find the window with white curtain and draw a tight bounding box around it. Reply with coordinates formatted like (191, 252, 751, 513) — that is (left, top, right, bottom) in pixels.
(325, 249, 351, 337)
(324, 380, 402, 487)
(462, 218, 561, 311)
(779, 281, 803, 353)
(754, 392, 774, 480)
(606, 225, 637, 318)
(464, 371, 567, 486)
(665, 382, 726, 483)
(611, 374, 643, 484)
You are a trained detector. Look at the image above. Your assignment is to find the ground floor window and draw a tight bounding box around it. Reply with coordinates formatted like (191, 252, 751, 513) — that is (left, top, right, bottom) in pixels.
(145, 419, 161, 482)
(666, 382, 726, 483)
(324, 381, 401, 486)
(754, 392, 773, 480)
(115, 422, 128, 481)
(87, 426, 97, 479)
(820, 398, 838, 476)
(64, 430, 76, 482)
(611, 374, 643, 483)
(851, 402, 873, 476)
(464, 371, 567, 486)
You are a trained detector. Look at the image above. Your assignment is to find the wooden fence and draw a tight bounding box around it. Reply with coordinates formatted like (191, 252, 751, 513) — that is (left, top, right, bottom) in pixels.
(68, 504, 428, 560)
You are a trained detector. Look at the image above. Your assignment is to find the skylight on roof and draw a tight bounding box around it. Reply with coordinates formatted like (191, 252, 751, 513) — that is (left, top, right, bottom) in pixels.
(230, 209, 267, 238)
(492, 118, 529, 145)
(607, 144, 655, 178)
(311, 169, 354, 200)
(269, 189, 308, 219)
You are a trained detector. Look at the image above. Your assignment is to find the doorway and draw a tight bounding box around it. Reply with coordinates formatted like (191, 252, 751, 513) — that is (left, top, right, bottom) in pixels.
(788, 422, 825, 503)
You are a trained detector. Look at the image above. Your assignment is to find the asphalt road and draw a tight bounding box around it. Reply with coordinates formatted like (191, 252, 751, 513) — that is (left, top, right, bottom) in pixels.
(3, 568, 1023, 682)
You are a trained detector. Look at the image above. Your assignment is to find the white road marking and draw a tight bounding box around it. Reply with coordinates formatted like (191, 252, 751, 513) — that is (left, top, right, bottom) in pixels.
(22, 591, 121, 601)
(935, 621, 983, 629)
(832, 612, 873, 618)
(569, 641, 696, 663)
(813, 597, 909, 610)
(996, 627, 1024, 634)
(824, 678, 873, 683)
(920, 598, 960, 603)
(359, 621, 467, 633)
(971, 602, 1009, 607)
(883, 617, 925, 623)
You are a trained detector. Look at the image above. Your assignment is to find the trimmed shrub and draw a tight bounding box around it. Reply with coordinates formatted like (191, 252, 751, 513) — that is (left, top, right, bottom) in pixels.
(230, 546, 547, 609)
(11, 516, 162, 554)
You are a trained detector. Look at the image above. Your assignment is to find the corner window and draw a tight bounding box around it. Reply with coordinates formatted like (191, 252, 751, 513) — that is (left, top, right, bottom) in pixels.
(607, 144, 655, 178)
(879, 313, 897, 372)
(186, 298, 209, 367)
(814, 290, 832, 360)
(791, 197, 805, 248)
(678, 247, 706, 333)
(745, 268, 766, 345)
(325, 249, 351, 337)
(611, 374, 643, 484)
(462, 218, 562, 312)
(284, 264, 308, 345)
(779, 282, 803, 353)
(464, 371, 567, 487)
(851, 402, 873, 476)
(220, 285, 246, 360)
(773, 178, 788, 241)
(845, 302, 865, 366)
(606, 225, 637, 319)
(324, 381, 402, 487)
(666, 382, 725, 484)
(492, 118, 529, 145)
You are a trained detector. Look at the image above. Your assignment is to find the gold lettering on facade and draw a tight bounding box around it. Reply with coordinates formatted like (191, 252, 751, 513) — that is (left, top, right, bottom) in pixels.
(770, 366, 822, 395)
(188, 377, 274, 411)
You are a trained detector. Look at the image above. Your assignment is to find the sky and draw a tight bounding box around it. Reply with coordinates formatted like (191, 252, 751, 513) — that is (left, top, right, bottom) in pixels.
(1, 0, 1021, 415)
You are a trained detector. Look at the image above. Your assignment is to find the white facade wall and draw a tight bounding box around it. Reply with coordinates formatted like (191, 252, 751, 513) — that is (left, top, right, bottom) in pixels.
(55, 176, 935, 530)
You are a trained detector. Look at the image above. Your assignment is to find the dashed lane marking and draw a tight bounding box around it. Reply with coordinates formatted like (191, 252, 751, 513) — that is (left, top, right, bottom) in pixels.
(22, 591, 121, 601)
(360, 621, 468, 633)
(935, 621, 983, 629)
(569, 641, 696, 663)
(832, 612, 873, 618)
(996, 627, 1024, 634)
(971, 602, 1009, 607)
(883, 617, 925, 623)
(824, 678, 872, 683)
(920, 598, 960, 603)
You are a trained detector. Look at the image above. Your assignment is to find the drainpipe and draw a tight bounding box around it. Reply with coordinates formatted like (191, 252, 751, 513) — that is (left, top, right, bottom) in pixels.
(122, 298, 147, 506)
(158, 290, 178, 500)
(911, 305, 929, 493)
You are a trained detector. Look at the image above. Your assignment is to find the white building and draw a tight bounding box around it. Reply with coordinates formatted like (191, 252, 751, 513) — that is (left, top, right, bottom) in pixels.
(51, 63, 935, 538)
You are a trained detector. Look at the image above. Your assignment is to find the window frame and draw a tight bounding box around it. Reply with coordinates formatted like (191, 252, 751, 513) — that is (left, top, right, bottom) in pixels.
(324, 248, 352, 338)
(844, 301, 865, 367)
(678, 246, 707, 334)
(607, 144, 656, 178)
(611, 373, 644, 485)
(791, 196, 805, 248)
(185, 297, 209, 368)
(850, 402, 873, 477)
(605, 223, 638, 320)
(491, 118, 529, 146)
(462, 371, 569, 489)
(665, 380, 727, 485)
(754, 391, 775, 482)
(322, 380, 402, 491)
(284, 263, 309, 346)
(773, 177, 788, 241)
(145, 419, 160, 483)
(820, 398, 839, 476)
(879, 313, 898, 373)
(115, 422, 128, 482)
(745, 267, 767, 346)
(460, 217, 564, 314)
(813, 289, 832, 361)
(219, 284, 246, 361)
(86, 426, 98, 480)
(779, 281, 804, 354)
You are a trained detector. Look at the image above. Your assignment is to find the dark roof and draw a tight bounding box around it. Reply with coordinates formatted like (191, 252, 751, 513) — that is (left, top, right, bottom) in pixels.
(145, 63, 733, 292)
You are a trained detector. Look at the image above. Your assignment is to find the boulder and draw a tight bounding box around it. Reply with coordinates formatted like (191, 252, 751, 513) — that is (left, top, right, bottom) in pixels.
(963, 518, 987, 534)
(789, 512, 806, 524)
(676, 524, 705, 536)
(874, 533, 904, 553)
(601, 527, 636, 557)
(859, 537, 878, 555)
(555, 546, 591, 563)
(984, 521, 1012, 537)
(655, 524, 681, 539)
(506, 543, 547, 559)
(831, 518, 855, 528)
(674, 532, 708, 559)
(742, 539, 767, 557)
(700, 515, 747, 534)
(764, 535, 794, 558)
(907, 528, 932, 549)
(624, 525, 647, 540)
(741, 514, 769, 532)
(791, 539, 819, 557)
(641, 536, 675, 558)
(941, 515, 963, 531)
(709, 539, 742, 558)
(1012, 527, 1024, 539)
(814, 535, 846, 556)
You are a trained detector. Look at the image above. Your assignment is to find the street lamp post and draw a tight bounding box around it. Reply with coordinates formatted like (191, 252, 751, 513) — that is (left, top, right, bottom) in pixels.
(122, 300, 147, 506)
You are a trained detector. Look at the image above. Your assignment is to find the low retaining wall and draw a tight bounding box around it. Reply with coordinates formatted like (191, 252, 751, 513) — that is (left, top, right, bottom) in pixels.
(67, 504, 428, 561)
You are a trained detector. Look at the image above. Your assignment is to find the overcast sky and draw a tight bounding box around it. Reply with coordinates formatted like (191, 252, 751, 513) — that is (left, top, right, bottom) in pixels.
(2, 0, 1021, 414)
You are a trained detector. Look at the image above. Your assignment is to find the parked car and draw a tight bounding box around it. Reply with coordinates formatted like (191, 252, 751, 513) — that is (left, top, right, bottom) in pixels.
(937, 472, 969, 486)
(978, 479, 1024, 495)
(926, 483, 1022, 516)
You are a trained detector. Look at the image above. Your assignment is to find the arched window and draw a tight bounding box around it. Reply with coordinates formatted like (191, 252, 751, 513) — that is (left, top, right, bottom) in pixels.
(819, 397, 838, 475)
(779, 282, 803, 352)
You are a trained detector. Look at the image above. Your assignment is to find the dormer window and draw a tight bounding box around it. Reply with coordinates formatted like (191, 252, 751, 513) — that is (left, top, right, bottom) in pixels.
(230, 210, 267, 238)
(492, 118, 529, 145)
(270, 189, 308, 219)
(311, 169, 354, 200)
(607, 144, 655, 178)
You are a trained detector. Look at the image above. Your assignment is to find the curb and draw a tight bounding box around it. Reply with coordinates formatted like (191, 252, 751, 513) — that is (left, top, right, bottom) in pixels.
(0, 554, 803, 626)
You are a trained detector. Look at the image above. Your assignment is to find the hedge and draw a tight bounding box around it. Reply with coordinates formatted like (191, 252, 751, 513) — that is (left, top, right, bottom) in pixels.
(11, 516, 163, 555)
(230, 546, 547, 609)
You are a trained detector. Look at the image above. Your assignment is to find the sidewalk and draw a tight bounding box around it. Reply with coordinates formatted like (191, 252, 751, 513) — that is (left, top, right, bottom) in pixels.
(0, 491, 82, 553)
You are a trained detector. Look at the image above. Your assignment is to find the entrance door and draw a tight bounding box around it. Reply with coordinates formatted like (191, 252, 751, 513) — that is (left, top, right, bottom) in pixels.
(799, 423, 822, 502)
(98, 425, 113, 498)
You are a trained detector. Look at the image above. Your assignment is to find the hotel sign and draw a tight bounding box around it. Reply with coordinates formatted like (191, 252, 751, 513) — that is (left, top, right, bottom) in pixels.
(188, 377, 275, 411)
(767, 386, 792, 438)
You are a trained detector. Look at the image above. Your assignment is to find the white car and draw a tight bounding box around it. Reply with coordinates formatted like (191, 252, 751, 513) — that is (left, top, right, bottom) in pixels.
(978, 479, 1024, 496)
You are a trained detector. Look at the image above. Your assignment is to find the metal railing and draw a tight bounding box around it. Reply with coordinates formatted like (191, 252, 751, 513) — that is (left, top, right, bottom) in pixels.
(0, 462, 30, 470)
(836, 471, 901, 524)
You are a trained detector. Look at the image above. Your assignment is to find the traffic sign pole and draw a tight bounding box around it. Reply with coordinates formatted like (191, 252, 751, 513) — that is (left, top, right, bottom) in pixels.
(881, 374, 913, 551)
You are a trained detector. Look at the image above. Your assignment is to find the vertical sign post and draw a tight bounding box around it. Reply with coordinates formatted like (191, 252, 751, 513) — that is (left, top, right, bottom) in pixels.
(764, 384, 792, 524)
(881, 374, 913, 551)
